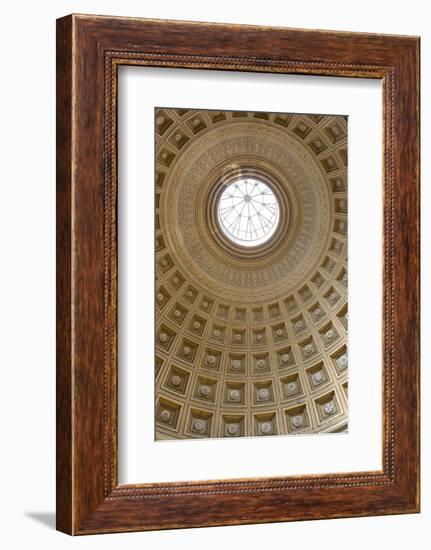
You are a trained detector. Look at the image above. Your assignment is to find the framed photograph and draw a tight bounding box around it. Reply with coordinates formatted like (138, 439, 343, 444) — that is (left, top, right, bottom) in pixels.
(56, 14, 420, 534)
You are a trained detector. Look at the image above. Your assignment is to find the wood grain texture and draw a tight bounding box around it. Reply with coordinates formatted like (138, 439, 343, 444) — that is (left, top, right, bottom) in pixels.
(56, 15, 73, 535)
(56, 14, 420, 535)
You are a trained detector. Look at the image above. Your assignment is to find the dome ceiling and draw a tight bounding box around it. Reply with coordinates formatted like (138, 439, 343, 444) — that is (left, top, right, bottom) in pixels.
(155, 108, 348, 439)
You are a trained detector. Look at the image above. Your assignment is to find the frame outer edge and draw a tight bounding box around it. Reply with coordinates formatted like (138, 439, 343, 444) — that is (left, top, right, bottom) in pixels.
(392, 38, 420, 511)
(56, 14, 74, 535)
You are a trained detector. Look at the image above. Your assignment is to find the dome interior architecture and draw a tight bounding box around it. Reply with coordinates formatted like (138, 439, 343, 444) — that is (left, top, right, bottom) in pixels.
(155, 107, 348, 440)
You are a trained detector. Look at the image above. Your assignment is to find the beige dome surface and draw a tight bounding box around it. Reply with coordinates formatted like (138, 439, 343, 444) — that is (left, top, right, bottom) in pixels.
(155, 108, 348, 439)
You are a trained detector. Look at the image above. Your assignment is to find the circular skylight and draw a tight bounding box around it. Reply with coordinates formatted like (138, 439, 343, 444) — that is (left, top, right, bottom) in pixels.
(217, 178, 280, 247)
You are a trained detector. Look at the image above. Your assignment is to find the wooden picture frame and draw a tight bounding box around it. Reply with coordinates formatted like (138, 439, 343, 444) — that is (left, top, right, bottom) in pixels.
(56, 14, 420, 534)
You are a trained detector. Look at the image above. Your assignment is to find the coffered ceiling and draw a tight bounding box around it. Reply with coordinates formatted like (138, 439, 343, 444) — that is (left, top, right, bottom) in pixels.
(155, 108, 348, 439)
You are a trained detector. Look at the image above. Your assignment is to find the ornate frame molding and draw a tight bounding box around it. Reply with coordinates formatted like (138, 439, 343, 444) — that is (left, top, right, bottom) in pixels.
(57, 14, 420, 534)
